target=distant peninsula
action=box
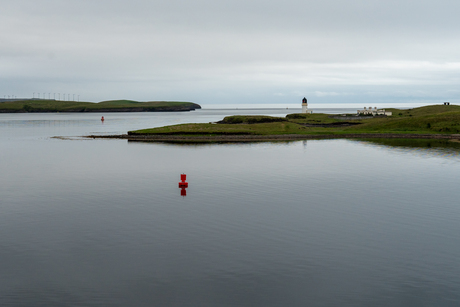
[86,104,460,143]
[0,99,201,113]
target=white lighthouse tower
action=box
[302,97,312,114]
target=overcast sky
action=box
[1,0,460,107]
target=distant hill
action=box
[0,99,201,113]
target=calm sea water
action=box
[1,109,460,306]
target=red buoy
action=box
[101,116,105,121]
[178,173,188,188]
[179,174,188,196]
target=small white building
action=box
[357,107,392,116]
[302,97,313,114]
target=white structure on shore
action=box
[302,97,312,114]
[357,107,392,116]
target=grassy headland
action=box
[0,99,200,113]
[117,104,460,142]
[130,105,460,135]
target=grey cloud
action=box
[1,0,460,105]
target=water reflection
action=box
[303,140,308,148]
[355,138,460,159]
[0,119,98,127]
[126,137,460,161]
[127,140,301,147]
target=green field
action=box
[0,99,200,112]
[129,104,460,136]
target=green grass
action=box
[0,100,89,112]
[218,115,288,124]
[97,100,143,105]
[342,110,460,134]
[129,104,460,136]
[285,113,345,124]
[130,122,311,135]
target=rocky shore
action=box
[85,133,460,143]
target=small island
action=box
[0,99,201,113]
[87,104,460,143]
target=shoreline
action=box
[84,133,460,143]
